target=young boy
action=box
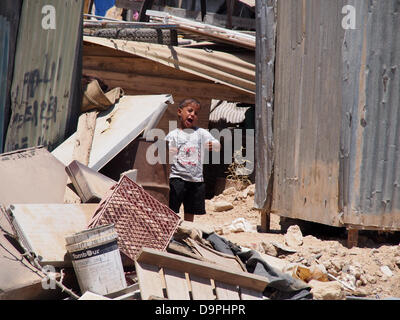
[166,98,220,222]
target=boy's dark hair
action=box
[179,98,201,109]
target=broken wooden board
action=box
[185,237,246,272]
[6,203,99,266]
[135,248,268,300]
[0,147,68,207]
[135,262,165,300]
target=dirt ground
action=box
[178,184,400,300]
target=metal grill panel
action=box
[89,175,180,261]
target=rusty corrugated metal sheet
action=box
[0,0,23,153]
[83,36,256,97]
[0,16,10,153]
[209,100,250,124]
[254,0,276,211]
[272,0,400,231]
[342,0,400,230]
[272,0,344,227]
[4,0,83,152]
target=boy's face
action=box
[178,102,200,129]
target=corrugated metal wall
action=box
[342,0,400,230]
[254,0,276,213]
[273,0,345,227]
[4,0,83,152]
[0,17,10,152]
[0,0,23,153]
[271,0,400,230]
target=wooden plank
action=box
[135,261,164,300]
[347,228,359,248]
[185,238,245,272]
[240,287,263,300]
[189,275,215,300]
[215,281,240,300]
[260,208,271,233]
[82,69,254,104]
[137,248,269,292]
[83,55,207,82]
[138,0,155,22]
[163,268,190,300]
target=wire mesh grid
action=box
[88,175,181,261]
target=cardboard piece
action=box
[0,147,68,207]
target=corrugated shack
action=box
[0,0,23,153]
[255,0,400,245]
[2,0,83,153]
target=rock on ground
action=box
[309,280,346,300]
[213,201,234,212]
[284,225,303,247]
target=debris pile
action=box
[0,139,307,300]
[1,143,399,300]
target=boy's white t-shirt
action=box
[165,127,219,182]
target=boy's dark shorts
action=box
[169,178,206,215]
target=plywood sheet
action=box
[135,261,164,300]
[163,268,190,300]
[215,281,240,300]
[189,274,215,300]
[7,203,98,265]
[0,147,67,207]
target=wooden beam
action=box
[83,55,201,82]
[226,0,235,29]
[260,208,270,233]
[139,0,155,22]
[84,0,92,14]
[136,247,269,292]
[135,262,164,300]
[347,228,359,248]
[82,69,255,104]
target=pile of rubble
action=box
[2,146,399,300]
[0,146,306,301]
[192,186,400,300]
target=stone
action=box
[214,226,224,235]
[359,275,368,286]
[341,273,357,288]
[380,265,393,277]
[227,218,256,233]
[222,187,237,196]
[365,274,376,284]
[260,242,278,257]
[245,184,255,196]
[353,288,369,297]
[395,257,400,267]
[330,259,343,272]
[309,280,345,300]
[213,201,234,212]
[284,225,303,247]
